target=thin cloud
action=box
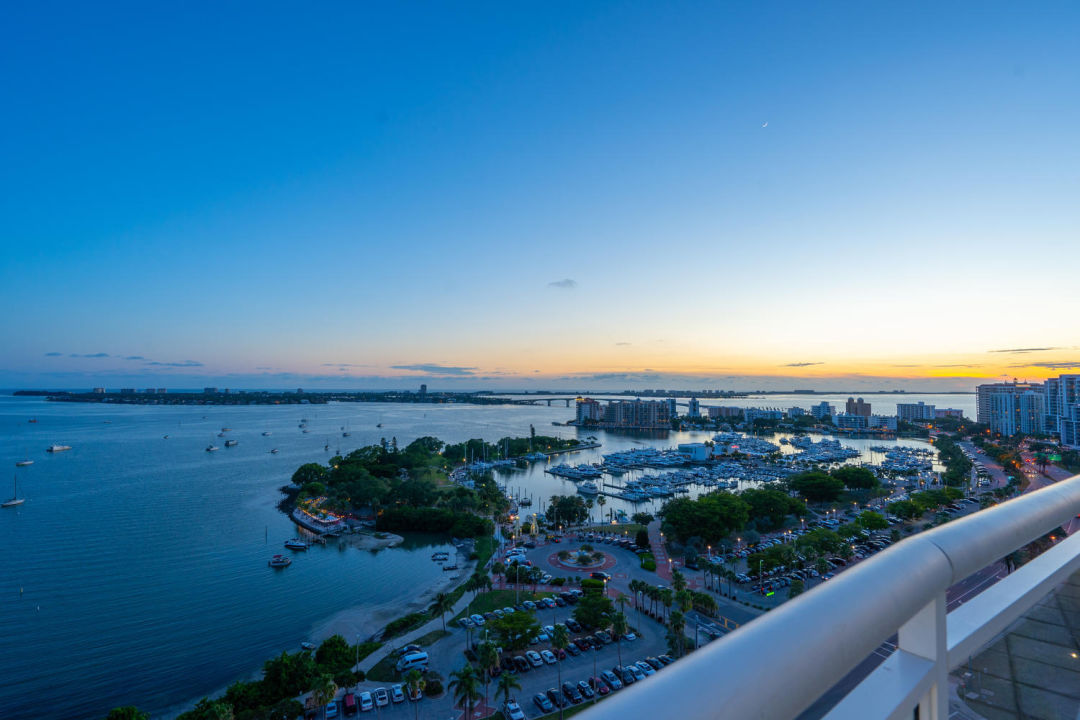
[936,364,979,368]
[1010,360,1080,369]
[69,352,109,358]
[125,356,146,361]
[615,342,632,346]
[146,360,204,367]
[391,363,476,376]
[988,347,1061,354]
[547,278,577,289]
[43,352,63,357]
[783,362,823,367]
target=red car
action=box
[588,676,611,696]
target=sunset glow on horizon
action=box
[2,3,1078,391]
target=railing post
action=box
[898,591,948,720]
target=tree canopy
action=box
[661,492,750,545]
[788,472,845,503]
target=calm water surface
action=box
[0,394,944,719]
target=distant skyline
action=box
[3,3,1079,391]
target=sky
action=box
[2,2,1079,392]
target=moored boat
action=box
[15,460,33,467]
[224,439,238,447]
[46,444,71,453]
[268,554,292,568]
[284,538,309,550]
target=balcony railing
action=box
[581,474,1080,720]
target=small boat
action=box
[269,448,279,454]
[221,427,231,432]
[262,431,272,437]
[217,432,226,437]
[163,435,169,440]
[3,474,25,507]
[302,429,310,434]
[268,554,292,568]
[443,564,459,571]
[285,538,309,550]
[15,460,33,467]
[300,642,317,651]
[324,443,330,451]
[28,418,37,423]
[205,444,219,452]
[224,439,238,447]
[46,445,71,453]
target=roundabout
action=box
[546,548,619,573]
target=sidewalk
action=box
[357,589,473,674]
[647,519,674,581]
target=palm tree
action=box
[675,588,692,614]
[660,588,673,624]
[496,672,522,708]
[311,674,337,720]
[478,641,499,714]
[610,612,627,670]
[430,592,453,633]
[449,664,482,720]
[597,494,607,522]
[671,568,687,594]
[551,625,570,720]
[669,610,687,657]
[404,669,426,720]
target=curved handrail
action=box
[580,474,1080,720]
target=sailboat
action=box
[3,475,25,507]
[15,453,33,467]
[341,424,351,437]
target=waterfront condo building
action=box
[845,397,872,417]
[897,401,936,421]
[810,401,835,420]
[1044,375,1080,449]
[976,381,1045,436]
[688,397,701,417]
[575,397,603,424]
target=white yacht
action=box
[46,444,71,453]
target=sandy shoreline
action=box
[155,545,473,719]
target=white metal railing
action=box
[581,474,1080,720]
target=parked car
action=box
[596,630,612,644]
[504,700,526,720]
[636,660,656,677]
[546,688,567,708]
[541,650,557,664]
[562,681,583,704]
[341,693,357,716]
[565,618,582,631]
[615,665,636,684]
[390,684,405,703]
[513,656,530,673]
[622,632,637,641]
[645,656,663,670]
[658,654,675,666]
[574,637,592,651]
[359,691,374,712]
[373,688,389,708]
[470,613,486,626]
[526,650,544,668]
[325,701,339,719]
[565,643,581,657]
[577,680,595,699]
[600,670,622,690]
[533,694,554,713]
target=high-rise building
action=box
[897,402,936,421]
[575,397,603,424]
[665,398,678,418]
[688,397,701,417]
[1045,375,1080,448]
[419,384,427,395]
[976,381,1044,435]
[845,397,871,417]
[810,402,835,420]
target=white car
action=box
[622,632,637,641]
[359,692,374,712]
[390,684,405,703]
[504,700,526,720]
[526,650,544,667]
[541,649,557,664]
[373,687,389,707]
[470,613,486,626]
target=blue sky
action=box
[2,2,1079,391]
